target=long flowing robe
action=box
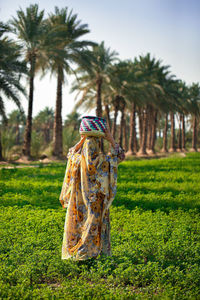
[59,137,125,260]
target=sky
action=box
[1,0,200,119]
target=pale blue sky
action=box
[1,0,200,118]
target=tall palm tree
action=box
[10,4,45,157]
[43,7,95,157]
[106,61,131,142]
[164,79,184,153]
[71,41,118,118]
[0,22,27,160]
[134,53,167,155]
[158,78,181,153]
[123,60,150,155]
[147,65,173,154]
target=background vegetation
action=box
[0,4,200,161]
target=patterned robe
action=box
[59,137,125,260]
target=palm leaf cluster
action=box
[0,22,27,120]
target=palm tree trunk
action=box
[150,109,157,154]
[138,105,148,155]
[127,102,137,155]
[138,108,143,148]
[16,123,20,145]
[119,101,126,148]
[147,106,153,152]
[191,115,197,151]
[161,113,168,152]
[44,127,51,144]
[53,67,63,157]
[105,104,111,131]
[96,78,102,117]
[123,113,128,151]
[182,114,186,151]
[0,129,3,160]
[133,114,138,153]
[177,114,182,152]
[169,112,176,152]
[112,95,120,139]
[22,58,35,157]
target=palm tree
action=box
[146,66,172,154]
[72,41,118,118]
[106,61,131,143]
[164,80,184,153]
[33,107,54,144]
[64,111,81,130]
[8,110,26,145]
[43,7,95,157]
[10,4,45,158]
[123,60,150,155]
[134,53,167,155]
[0,22,27,160]
[158,77,181,153]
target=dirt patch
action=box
[0,155,66,169]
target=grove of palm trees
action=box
[0,4,200,162]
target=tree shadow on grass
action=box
[119,164,200,176]
[0,185,62,210]
[113,192,200,213]
[1,160,200,212]
[1,181,200,212]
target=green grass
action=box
[0,153,200,299]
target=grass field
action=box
[0,153,200,299]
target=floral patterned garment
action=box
[59,137,125,261]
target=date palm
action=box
[107,60,147,150]
[10,4,45,158]
[0,22,26,160]
[106,61,131,143]
[64,111,81,130]
[134,53,167,155]
[8,110,26,145]
[43,7,95,157]
[71,41,118,118]
[163,79,184,153]
[120,60,149,154]
[33,107,54,144]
